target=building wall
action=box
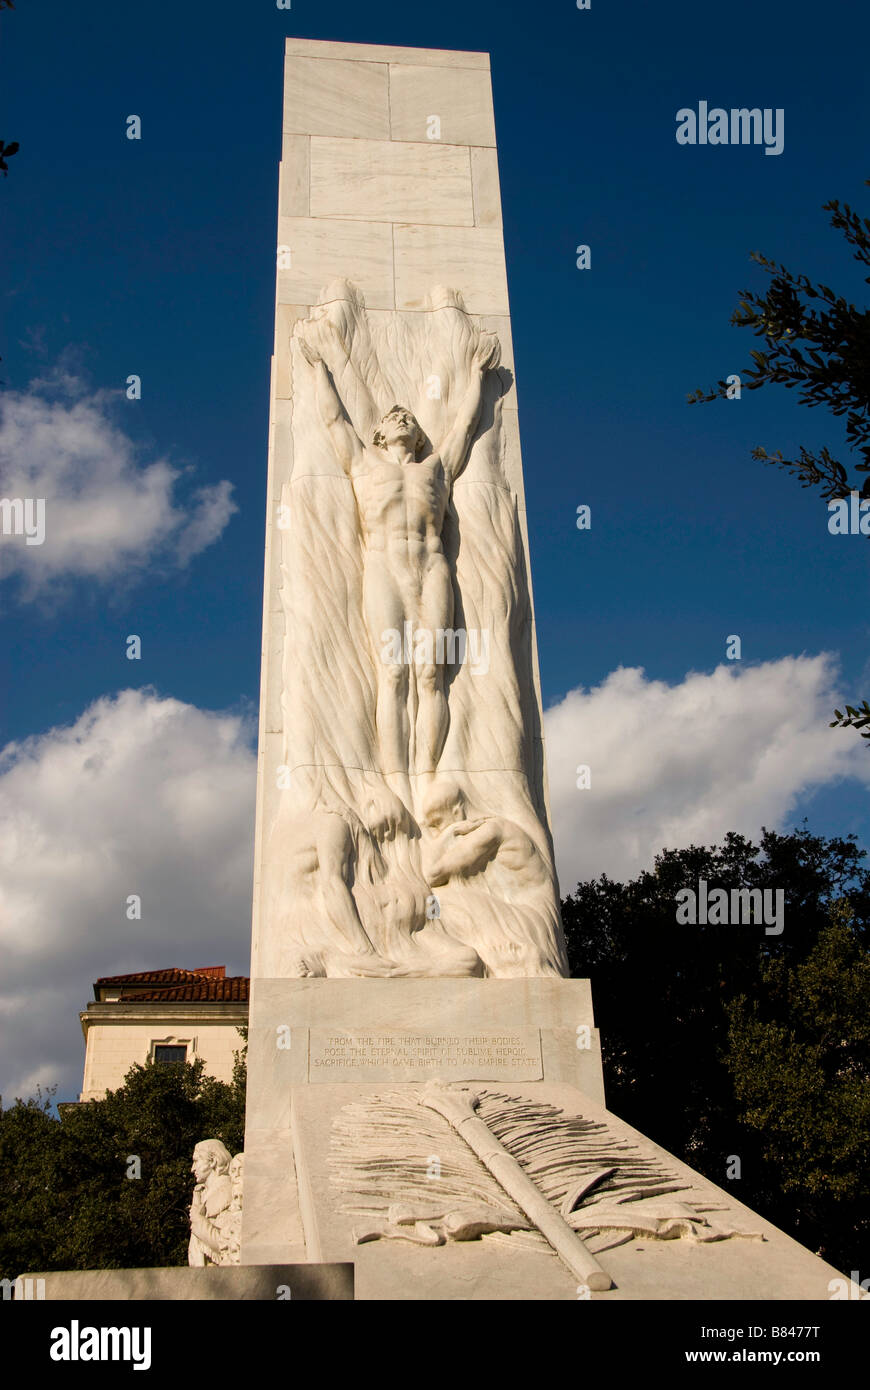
[79,1009,247,1100]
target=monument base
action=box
[15,1264,353,1300]
[241,979,852,1300]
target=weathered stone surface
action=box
[17,1264,353,1300]
[307,1028,543,1083]
[388,65,496,146]
[276,216,394,309]
[309,137,474,225]
[189,1142,244,1267]
[394,226,509,314]
[278,144,309,217]
[287,1079,855,1301]
[241,976,605,1275]
[259,272,564,980]
[240,37,853,1303]
[471,147,503,227]
[284,38,489,69]
[258,37,555,986]
[246,978,603,1097]
[283,56,390,139]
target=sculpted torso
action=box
[354,454,448,560]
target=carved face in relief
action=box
[191,1140,231,1183]
[421,780,466,834]
[372,406,425,458]
[191,1149,213,1183]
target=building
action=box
[78,966,249,1101]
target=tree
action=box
[561,824,870,1272]
[726,898,870,1263]
[688,182,870,502]
[689,182,870,747]
[830,699,870,745]
[0,1037,247,1281]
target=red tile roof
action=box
[96,968,225,986]
[93,967,248,1002]
[119,979,249,1002]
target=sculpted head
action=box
[373,406,425,459]
[191,1139,232,1183]
[421,780,466,834]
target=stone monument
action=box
[188,1142,244,1267]
[239,37,858,1301]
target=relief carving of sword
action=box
[418,1081,613,1291]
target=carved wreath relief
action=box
[329,1085,762,1289]
[262,280,569,980]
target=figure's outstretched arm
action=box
[298,333,365,476]
[438,334,501,484]
[321,325,382,448]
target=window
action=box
[153,1044,187,1064]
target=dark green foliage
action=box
[562,825,870,1271]
[727,899,870,1244]
[688,181,870,503]
[0,140,19,176]
[0,1033,247,1280]
[830,700,870,746]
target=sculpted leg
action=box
[417,662,448,776]
[364,561,410,778]
[378,663,411,778]
[416,555,453,779]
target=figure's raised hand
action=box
[297,335,320,366]
[298,315,335,365]
[298,314,350,370]
[473,333,501,373]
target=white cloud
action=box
[0,690,256,1102]
[3,654,868,1102]
[545,655,870,892]
[0,372,237,598]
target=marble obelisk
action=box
[240,39,852,1302]
[250,39,567,985]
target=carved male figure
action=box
[420,780,550,895]
[298,322,500,795]
[188,1139,233,1267]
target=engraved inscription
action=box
[308,1030,542,1082]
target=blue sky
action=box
[2,0,870,1098]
